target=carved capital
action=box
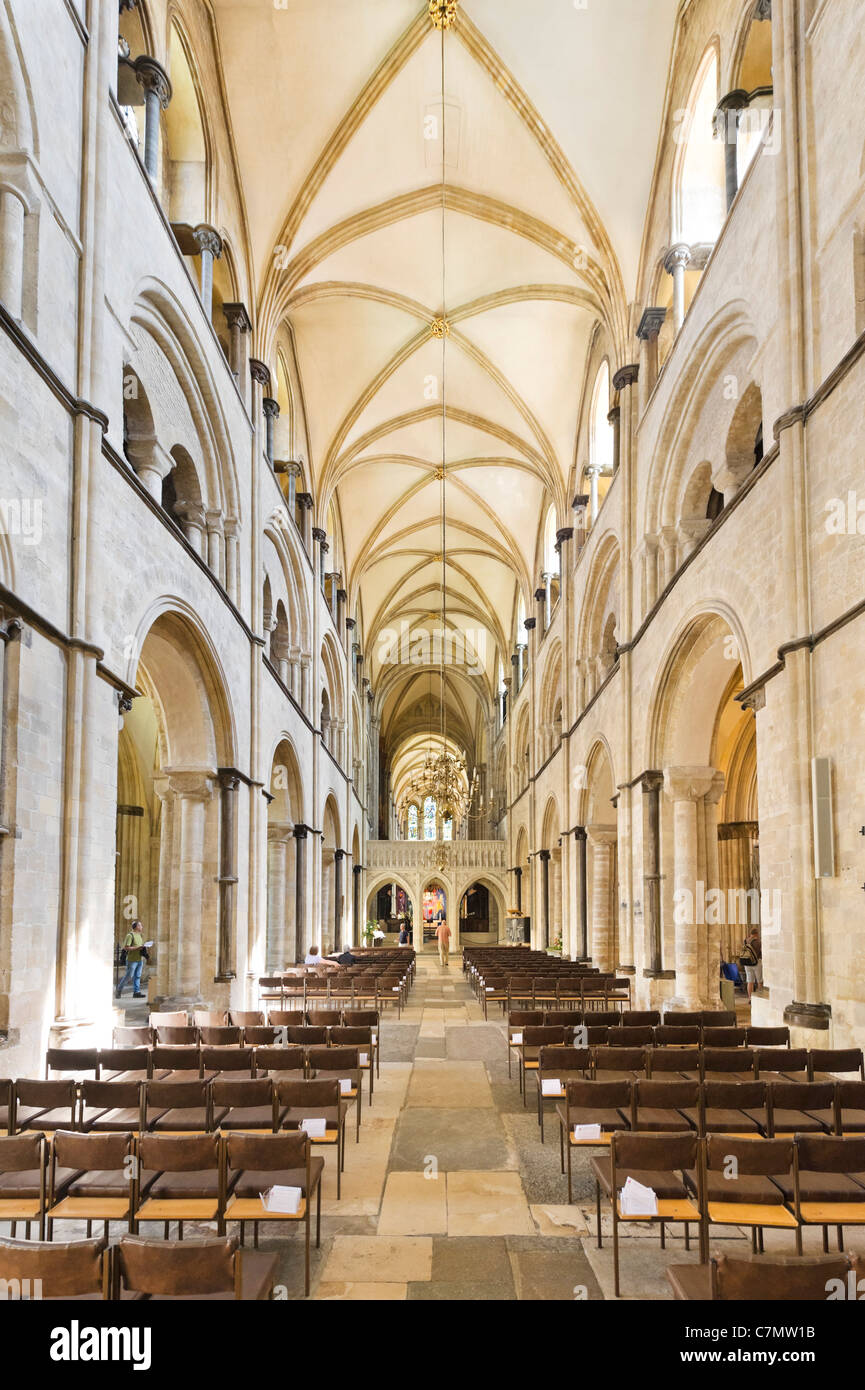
[193,223,222,260]
[222,302,251,333]
[612,363,639,391]
[249,358,271,389]
[636,307,667,341]
[134,55,172,107]
[663,765,718,802]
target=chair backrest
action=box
[307,1011,342,1027]
[622,1011,660,1027]
[612,1130,697,1171]
[157,1026,199,1045]
[80,1080,142,1112]
[330,1027,373,1048]
[150,1011,188,1029]
[45,1048,99,1078]
[0,1236,106,1298]
[201,1046,254,1074]
[795,1134,865,1174]
[138,1132,219,1172]
[308,1046,360,1073]
[712,1252,851,1301]
[703,1080,766,1110]
[230,1011,265,1028]
[647,1048,692,1074]
[343,1011,379,1029]
[226,1129,307,1172]
[699,1011,737,1027]
[769,1080,835,1114]
[838,1080,865,1109]
[199,1026,242,1046]
[98,1047,151,1075]
[702,1047,755,1075]
[634,1079,699,1110]
[211,1076,274,1112]
[706,1134,793,1175]
[275,1078,340,1108]
[152,1045,202,1075]
[193,1010,227,1029]
[588,1011,621,1027]
[664,1011,701,1027]
[243,1026,279,1046]
[268,1011,305,1027]
[113,1026,154,1047]
[614,1027,654,1047]
[507,1011,544,1028]
[538,1047,591,1073]
[566,1078,631,1109]
[15,1078,76,1110]
[594,1047,646,1073]
[253,1045,306,1075]
[654,1026,700,1046]
[745,1027,791,1047]
[53,1128,134,1173]
[523,1026,568,1046]
[144,1079,209,1110]
[701,1027,747,1048]
[116,1235,236,1297]
[285,1026,328,1045]
[0,1132,43,1173]
[756,1048,809,1077]
[811,1049,864,1079]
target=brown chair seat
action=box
[686,1170,785,1204]
[80,1107,141,1132]
[777,1171,865,1203]
[66,1169,131,1199]
[217,1108,274,1131]
[150,1107,220,1131]
[736,1107,771,1130]
[667,1262,713,1299]
[839,1109,865,1132]
[681,1107,762,1134]
[769,1109,831,1134]
[0,1166,79,1200]
[278,1105,343,1132]
[15,1108,74,1130]
[589,1156,687,1201]
[146,1250,280,1300]
[143,1168,226,1199]
[633,1109,697,1133]
[555,1104,628,1131]
[99,1071,149,1084]
[232,1156,324,1199]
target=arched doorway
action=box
[458,879,504,944]
[365,874,416,945]
[421,880,447,951]
[116,611,234,1007]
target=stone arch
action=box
[366,873,418,936]
[455,873,508,945]
[576,534,620,700]
[537,640,563,761]
[163,17,213,226]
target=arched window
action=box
[543,505,559,575]
[675,49,725,245]
[407,804,419,840]
[590,363,614,475]
[442,817,453,841]
[423,796,437,841]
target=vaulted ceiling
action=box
[212,0,679,784]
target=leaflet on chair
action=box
[300,1117,327,1139]
[260,1185,302,1214]
[619,1176,658,1215]
[573,1123,602,1140]
[540,1078,561,1096]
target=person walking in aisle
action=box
[435,917,451,967]
[116,920,147,998]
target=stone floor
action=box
[46,956,865,1300]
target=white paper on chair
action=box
[260,1185,302,1214]
[359,1052,369,1065]
[339,1078,353,1094]
[573,1123,602,1140]
[619,1176,658,1215]
[485,987,494,992]
[511,1031,523,1045]
[541,1078,561,1096]
[300,1118,327,1139]
[370,1033,377,1044]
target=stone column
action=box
[262,397,279,469]
[541,574,552,631]
[223,519,240,604]
[615,788,634,971]
[550,845,562,946]
[216,770,239,981]
[574,827,588,959]
[663,766,717,1010]
[297,493,313,551]
[352,862,362,943]
[659,526,679,588]
[664,243,692,333]
[641,772,665,975]
[125,435,173,503]
[286,461,300,516]
[677,517,712,561]
[587,468,599,523]
[703,770,726,1006]
[607,405,621,475]
[0,188,27,321]
[312,528,327,589]
[205,509,224,585]
[587,825,617,972]
[334,848,345,950]
[636,308,667,406]
[572,494,589,556]
[713,91,750,211]
[642,535,660,614]
[222,303,251,389]
[171,771,214,1002]
[293,824,308,961]
[534,585,546,634]
[134,56,172,181]
[266,823,291,969]
[192,224,222,320]
[712,456,758,507]
[173,500,206,557]
[514,865,522,913]
[538,849,551,948]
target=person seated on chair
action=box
[304,944,322,966]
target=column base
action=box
[783,1000,831,1031]
[642,968,676,980]
[616,964,636,974]
[153,994,206,1013]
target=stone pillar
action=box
[286,461,300,516]
[293,824,308,961]
[222,303,251,389]
[641,772,665,975]
[636,308,667,405]
[223,519,240,604]
[334,848,345,950]
[572,494,590,555]
[192,224,222,320]
[266,824,291,969]
[514,865,522,913]
[587,468,599,523]
[134,56,171,181]
[677,516,712,560]
[262,397,279,469]
[172,771,214,1001]
[0,188,27,321]
[703,771,726,1006]
[664,243,692,333]
[297,492,313,551]
[312,528,327,588]
[607,405,621,475]
[713,91,750,212]
[534,585,546,634]
[205,509,224,585]
[587,825,617,972]
[659,526,679,588]
[125,435,172,503]
[550,845,562,946]
[663,766,717,1010]
[574,827,588,959]
[615,788,634,971]
[538,850,551,948]
[336,587,347,641]
[541,574,552,631]
[216,770,239,981]
[173,499,206,557]
[712,456,758,507]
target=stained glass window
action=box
[423,796,436,840]
[407,804,419,840]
